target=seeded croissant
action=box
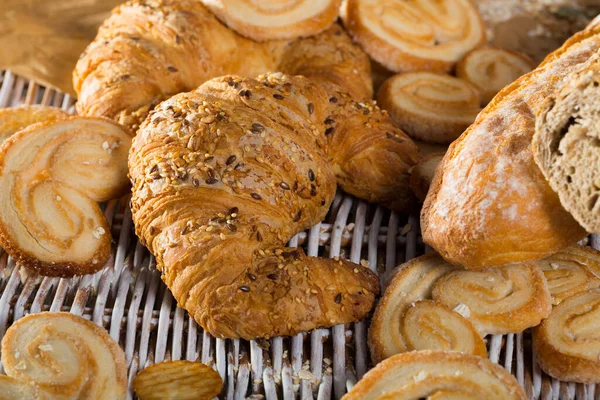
[127,73,412,339]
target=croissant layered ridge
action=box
[129,74,391,339]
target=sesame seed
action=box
[239,285,250,292]
[273,93,284,100]
[247,272,257,281]
[205,177,218,184]
[293,210,302,222]
[307,103,314,114]
[251,123,265,134]
[335,293,342,304]
[324,118,335,125]
[308,169,315,181]
[386,132,404,143]
[230,207,239,214]
[325,127,334,135]
[257,231,263,242]
[329,96,338,104]
[234,163,244,171]
[167,66,178,72]
[267,273,278,280]
[227,224,237,231]
[280,182,290,190]
[226,155,236,165]
[251,193,262,200]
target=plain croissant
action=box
[74,0,419,212]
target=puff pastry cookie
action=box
[343,350,527,400]
[341,0,486,72]
[1,312,127,399]
[0,117,131,276]
[377,72,481,143]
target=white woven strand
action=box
[330,196,353,399]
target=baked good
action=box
[421,23,600,270]
[368,253,480,363]
[75,1,421,212]
[200,0,341,41]
[533,288,600,383]
[0,105,68,145]
[340,0,486,73]
[410,153,445,202]
[1,312,127,399]
[133,361,222,400]
[377,72,482,143]
[0,117,131,277]
[129,73,387,339]
[534,245,600,305]
[342,350,527,400]
[0,376,47,400]
[457,46,535,104]
[432,263,551,335]
[74,0,372,131]
[532,54,600,234]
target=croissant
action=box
[74,0,420,212]
[421,22,600,269]
[128,73,414,339]
[73,0,371,131]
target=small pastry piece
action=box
[432,263,551,335]
[133,361,223,400]
[377,72,482,143]
[0,117,131,277]
[457,46,535,105]
[0,376,47,400]
[410,153,445,201]
[1,312,127,400]
[368,253,461,363]
[533,56,600,234]
[535,245,600,305]
[421,22,599,270]
[0,105,68,145]
[533,288,600,383]
[200,0,341,41]
[341,0,486,73]
[342,350,527,400]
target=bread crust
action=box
[200,0,341,41]
[421,23,598,269]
